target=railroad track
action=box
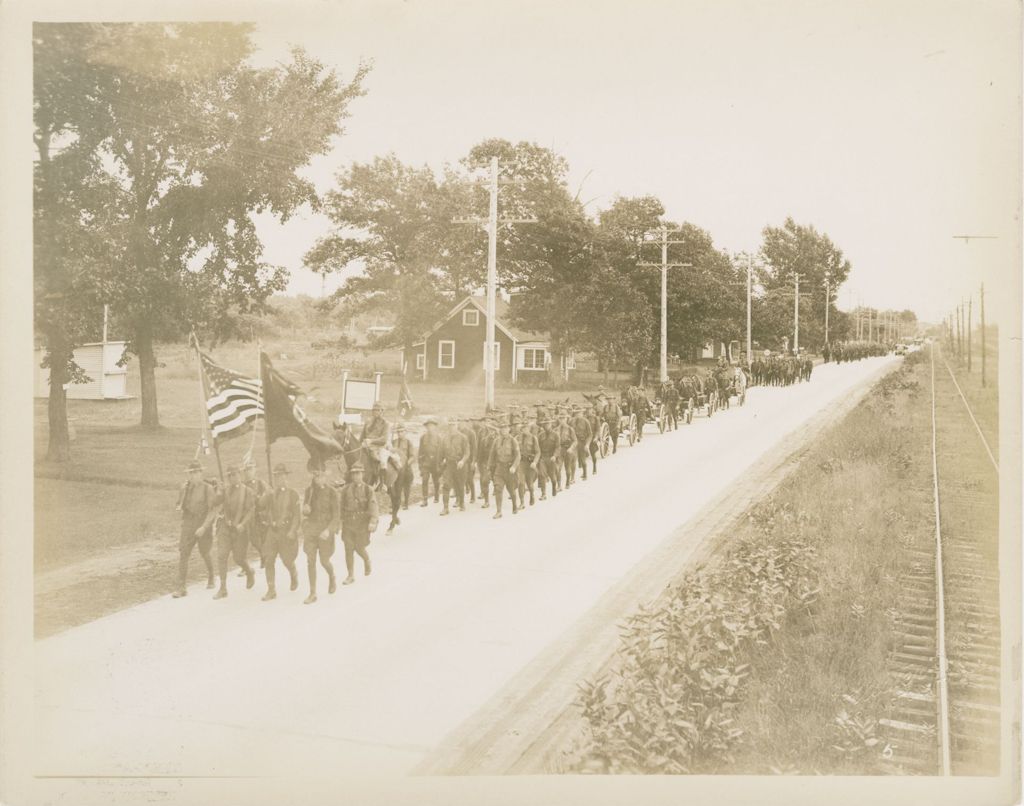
[879,343,1000,774]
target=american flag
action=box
[201,352,263,440]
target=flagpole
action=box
[194,331,225,483]
[261,348,273,480]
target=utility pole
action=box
[639,226,690,382]
[980,283,986,387]
[956,304,963,359]
[823,277,830,346]
[454,156,537,410]
[967,296,973,372]
[793,273,801,354]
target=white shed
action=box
[34,341,132,400]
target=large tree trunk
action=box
[45,334,72,463]
[137,322,160,429]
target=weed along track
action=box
[880,344,999,774]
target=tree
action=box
[69,23,368,428]
[305,155,457,359]
[34,24,122,461]
[758,217,852,352]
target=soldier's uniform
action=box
[556,415,578,488]
[459,420,478,504]
[359,405,390,487]
[440,421,471,514]
[537,422,560,498]
[214,466,255,598]
[488,422,521,518]
[476,421,497,508]
[571,408,592,480]
[260,464,302,600]
[387,426,415,532]
[417,419,443,504]
[243,463,270,569]
[302,469,340,602]
[602,396,621,454]
[340,463,379,584]
[514,420,540,507]
[662,381,679,431]
[584,406,601,475]
[173,461,219,598]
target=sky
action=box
[247,0,1021,324]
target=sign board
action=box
[344,378,378,411]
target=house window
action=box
[415,352,425,371]
[559,352,577,371]
[462,309,479,326]
[438,340,455,369]
[482,341,500,370]
[521,347,546,369]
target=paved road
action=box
[34,355,898,779]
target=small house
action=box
[403,295,574,384]
[33,341,131,399]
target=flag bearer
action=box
[173,460,219,598]
[213,464,256,599]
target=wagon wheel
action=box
[598,421,611,458]
[656,402,666,433]
[627,413,637,446]
[686,397,695,424]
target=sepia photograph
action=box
[0,1,1020,804]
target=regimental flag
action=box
[260,352,342,467]
[201,352,264,441]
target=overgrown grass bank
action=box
[565,352,933,774]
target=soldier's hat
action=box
[226,464,241,475]
[185,460,203,472]
[395,422,407,432]
[244,460,258,470]
[424,416,438,426]
[348,461,365,473]
[272,463,290,475]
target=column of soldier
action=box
[821,341,891,363]
[173,393,629,606]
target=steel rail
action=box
[931,343,953,775]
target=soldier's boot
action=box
[286,563,299,592]
[343,575,355,585]
[262,586,277,602]
[512,496,519,515]
[214,575,228,600]
[581,465,588,480]
[363,556,372,576]
[172,588,187,598]
[304,585,317,604]
[328,573,337,594]
[387,518,397,534]
[245,567,255,590]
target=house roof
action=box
[411,295,550,347]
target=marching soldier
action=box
[571,405,593,480]
[260,463,301,601]
[301,464,340,603]
[173,460,219,598]
[213,464,256,599]
[513,416,540,507]
[488,417,521,519]
[459,416,478,505]
[440,417,471,515]
[556,410,578,489]
[417,417,443,505]
[243,461,270,569]
[537,418,560,499]
[662,379,679,431]
[340,462,379,585]
[476,417,498,509]
[584,403,601,475]
[601,392,621,454]
[387,422,415,533]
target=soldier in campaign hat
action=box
[386,422,415,534]
[512,415,540,507]
[172,460,219,598]
[418,417,443,506]
[439,416,471,515]
[213,464,256,599]
[259,463,301,601]
[340,462,379,585]
[537,417,560,499]
[301,463,340,603]
[571,405,593,481]
[476,416,498,509]
[488,417,520,519]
